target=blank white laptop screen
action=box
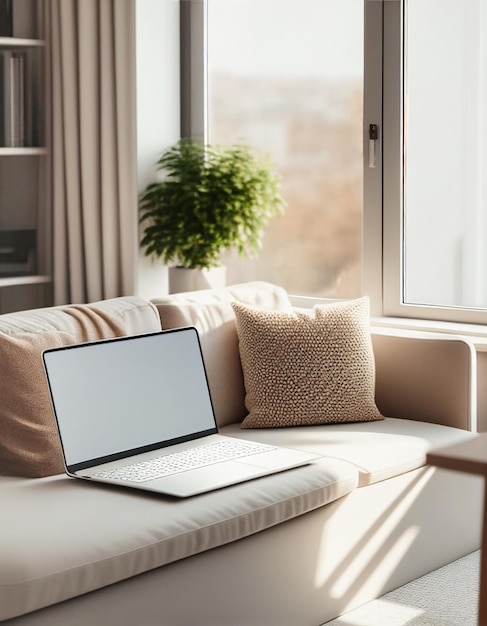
[43,328,217,469]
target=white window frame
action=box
[363,0,385,317]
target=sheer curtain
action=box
[48,0,138,305]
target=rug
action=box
[324,551,480,626]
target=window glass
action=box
[403,0,487,310]
[207,0,364,298]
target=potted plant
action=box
[139,139,286,292]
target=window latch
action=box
[368,124,378,168]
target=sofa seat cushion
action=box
[222,418,477,487]
[0,458,357,621]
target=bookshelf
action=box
[0,0,51,314]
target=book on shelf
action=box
[0,49,33,147]
[0,0,12,37]
[6,52,25,147]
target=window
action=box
[184,0,487,324]
[381,0,487,324]
[204,0,364,298]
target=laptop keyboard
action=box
[91,439,276,483]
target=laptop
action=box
[42,327,320,497]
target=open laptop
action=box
[42,327,319,497]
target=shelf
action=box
[0,275,51,287]
[0,147,47,156]
[0,1,52,312]
[0,37,45,48]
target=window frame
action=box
[363,0,385,317]
[179,0,208,142]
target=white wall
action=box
[135,0,180,299]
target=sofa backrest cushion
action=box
[0,297,161,477]
[152,282,293,427]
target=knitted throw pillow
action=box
[232,297,383,428]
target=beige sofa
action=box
[0,282,483,626]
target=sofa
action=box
[0,281,483,626]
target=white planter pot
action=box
[168,267,227,293]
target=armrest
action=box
[371,328,477,431]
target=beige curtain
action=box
[49,0,138,305]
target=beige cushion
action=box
[152,281,293,427]
[0,331,75,477]
[0,298,161,478]
[0,458,358,621]
[222,417,478,486]
[232,297,383,428]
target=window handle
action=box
[368,124,378,168]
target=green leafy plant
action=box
[139,139,286,269]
